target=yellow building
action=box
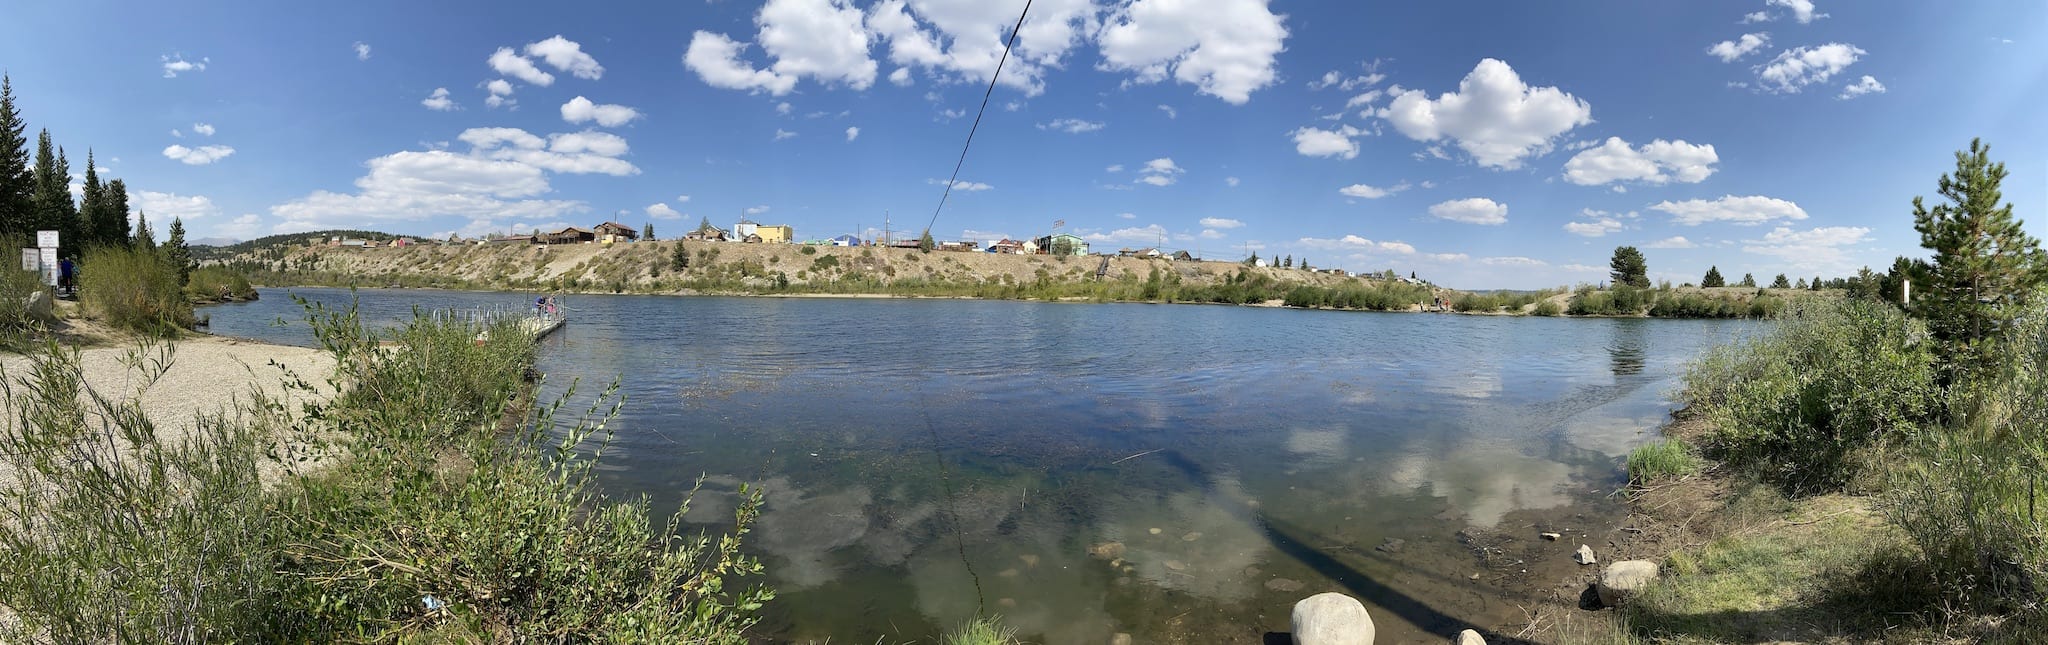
[756,224,795,244]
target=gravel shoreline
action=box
[1,333,338,447]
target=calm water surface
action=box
[205,287,1751,643]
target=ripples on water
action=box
[205,288,1752,643]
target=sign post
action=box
[35,229,59,287]
[20,248,37,272]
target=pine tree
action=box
[1810,275,1822,291]
[1701,266,1725,287]
[1796,277,1808,289]
[917,230,934,252]
[1246,251,1259,266]
[1771,274,1790,289]
[133,211,155,250]
[78,150,107,247]
[29,131,70,237]
[1609,246,1649,288]
[1739,273,1756,287]
[0,75,34,237]
[104,179,130,244]
[1913,138,2046,378]
[642,222,655,241]
[696,216,713,234]
[164,217,192,285]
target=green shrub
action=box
[1531,299,1562,316]
[798,245,816,255]
[1682,298,1938,492]
[1,260,50,349]
[945,616,1019,645]
[184,266,256,302]
[1628,439,1699,482]
[1885,293,2048,610]
[80,245,192,335]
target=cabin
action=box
[888,239,923,250]
[987,239,1027,254]
[1034,233,1089,257]
[594,222,639,244]
[1119,247,1163,259]
[686,226,729,242]
[488,234,537,244]
[937,241,978,252]
[742,234,764,243]
[1170,250,1195,261]
[829,234,862,247]
[542,227,596,245]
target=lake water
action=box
[203,287,1751,643]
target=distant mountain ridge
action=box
[192,229,400,262]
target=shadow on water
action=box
[1146,450,1565,642]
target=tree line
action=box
[0,74,184,263]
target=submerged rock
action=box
[1265,577,1305,592]
[1375,538,1405,554]
[1597,560,1661,606]
[1089,541,1126,560]
[1110,634,1133,645]
[1573,544,1597,565]
[1291,592,1374,644]
[1540,532,1561,541]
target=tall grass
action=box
[1627,439,1699,482]
[184,266,256,302]
[0,300,771,641]
[79,245,192,335]
[1,262,49,350]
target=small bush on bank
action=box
[1628,439,1699,482]
[1,261,50,350]
[1682,298,1937,493]
[184,266,257,302]
[1531,299,1562,317]
[944,616,1019,645]
[80,245,192,335]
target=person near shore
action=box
[59,258,75,294]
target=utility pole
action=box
[884,210,891,246]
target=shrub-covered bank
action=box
[0,302,770,641]
[1593,140,2048,643]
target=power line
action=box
[922,0,1034,240]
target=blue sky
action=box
[2,0,2042,289]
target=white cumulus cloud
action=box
[929,178,993,191]
[1651,195,1808,225]
[646,203,683,220]
[1427,198,1508,225]
[560,96,642,127]
[1199,217,1244,229]
[354,42,372,61]
[1754,43,1864,93]
[485,79,515,109]
[1338,182,1408,199]
[489,47,555,86]
[1708,33,1771,62]
[525,35,604,80]
[846,126,860,141]
[161,54,207,78]
[1563,137,1719,186]
[135,191,220,221]
[685,0,875,96]
[1645,236,1696,249]
[192,123,216,136]
[1766,0,1826,24]
[1291,125,1364,160]
[1136,157,1184,186]
[1838,75,1886,100]
[1563,217,1624,237]
[1380,58,1594,169]
[1082,224,1171,244]
[1744,226,1868,270]
[422,88,458,111]
[162,144,235,165]
[1097,0,1290,104]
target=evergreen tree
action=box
[163,217,193,285]
[1912,138,2046,377]
[1246,251,1259,266]
[1879,256,1932,308]
[132,211,155,250]
[1410,271,1417,280]
[1739,273,1756,287]
[29,130,74,240]
[0,75,33,237]
[1282,254,1292,268]
[1301,258,1311,271]
[1609,246,1649,288]
[1770,274,1790,289]
[1795,277,1808,290]
[642,222,655,241]
[696,216,713,233]
[1701,266,1725,287]
[103,178,130,244]
[917,229,934,252]
[1810,275,1822,291]
[78,150,107,247]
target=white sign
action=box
[20,248,37,272]
[39,248,58,286]
[36,230,58,249]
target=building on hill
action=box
[755,224,794,244]
[829,234,861,247]
[987,239,1026,254]
[1170,250,1195,261]
[1119,247,1162,259]
[594,222,639,243]
[734,219,759,240]
[488,234,537,244]
[686,226,729,242]
[1034,233,1088,257]
[937,241,977,252]
[542,227,596,245]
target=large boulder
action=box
[1597,560,1661,606]
[1291,592,1374,645]
[1456,629,1487,644]
[24,288,55,323]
